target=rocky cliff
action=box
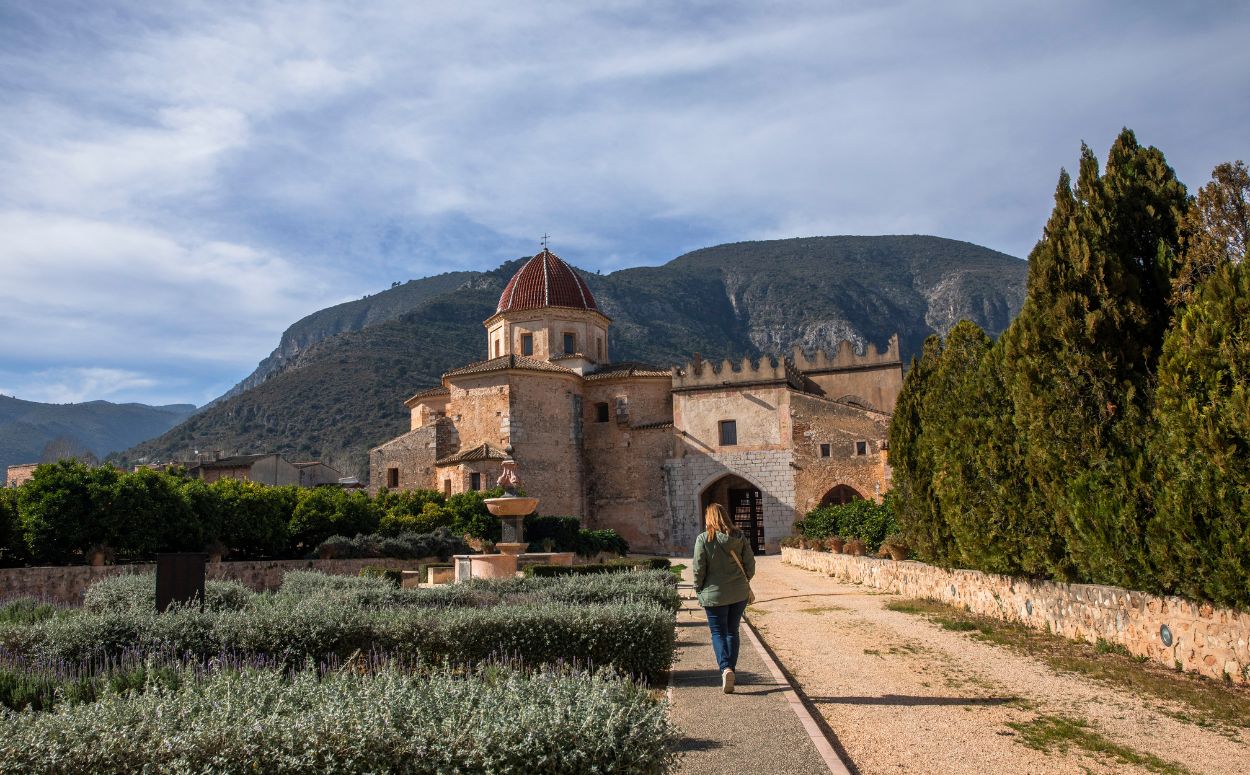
[121,235,1027,477]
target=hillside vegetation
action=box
[122,236,1026,476]
[0,397,194,474]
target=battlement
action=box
[671,354,804,391]
[790,334,900,374]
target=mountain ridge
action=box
[122,235,1027,477]
[0,396,196,474]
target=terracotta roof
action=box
[436,442,510,466]
[584,361,672,380]
[443,353,575,379]
[406,386,450,402]
[549,352,596,363]
[497,249,598,313]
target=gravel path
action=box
[748,555,1248,775]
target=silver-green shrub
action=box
[0,664,680,774]
[82,574,254,613]
[0,598,675,678]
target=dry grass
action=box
[885,598,1250,733]
[1007,714,1193,775]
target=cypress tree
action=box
[1003,130,1188,588]
[1149,258,1250,606]
[887,336,949,564]
[931,322,1059,576]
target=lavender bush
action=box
[0,664,680,774]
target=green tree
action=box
[1172,161,1249,305]
[106,468,198,557]
[210,479,292,558]
[932,325,1059,575]
[1148,260,1250,605]
[289,487,342,549]
[17,461,102,563]
[0,487,23,565]
[446,490,502,541]
[887,335,948,563]
[1003,130,1188,587]
[336,490,381,537]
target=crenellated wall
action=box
[671,354,804,392]
[782,548,1250,684]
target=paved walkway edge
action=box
[742,614,853,775]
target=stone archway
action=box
[699,473,765,553]
[820,484,864,507]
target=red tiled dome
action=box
[496,249,598,313]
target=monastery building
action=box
[370,249,903,554]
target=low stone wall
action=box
[0,558,426,604]
[782,547,1250,684]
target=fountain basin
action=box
[484,496,539,517]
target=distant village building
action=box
[370,249,903,555]
[5,464,38,489]
[159,453,345,488]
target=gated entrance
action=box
[728,487,764,554]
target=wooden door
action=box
[728,487,764,554]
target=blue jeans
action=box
[704,599,749,671]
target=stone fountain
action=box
[486,458,537,556]
[452,455,575,581]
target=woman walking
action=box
[692,503,756,693]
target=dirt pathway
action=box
[749,556,1248,775]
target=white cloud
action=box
[0,0,1247,405]
[0,210,345,366]
[0,367,158,405]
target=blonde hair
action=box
[704,503,735,538]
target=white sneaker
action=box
[722,668,735,694]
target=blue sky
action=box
[1,1,1246,406]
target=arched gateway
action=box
[820,484,864,507]
[699,473,765,553]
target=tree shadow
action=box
[676,736,725,752]
[807,694,1019,707]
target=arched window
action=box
[820,484,863,507]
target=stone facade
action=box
[783,547,1250,684]
[370,249,903,555]
[5,464,37,489]
[0,557,425,605]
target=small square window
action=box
[470,472,481,491]
[521,333,533,356]
[719,420,737,446]
[819,443,831,458]
[563,332,576,354]
[855,441,868,456]
[595,402,610,423]
[387,467,399,488]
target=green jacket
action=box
[693,530,755,607]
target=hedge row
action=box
[4,570,679,679]
[523,557,672,578]
[522,516,631,556]
[0,665,679,774]
[0,462,509,565]
[315,528,469,560]
[0,599,675,680]
[75,568,680,616]
[793,497,900,551]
